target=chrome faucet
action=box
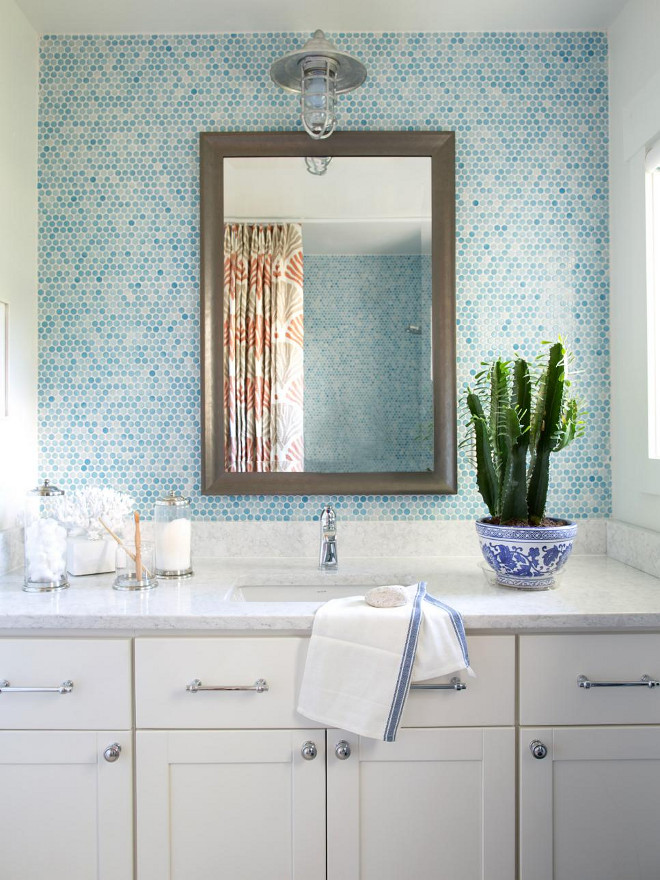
[319,505,338,571]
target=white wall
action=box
[609,0,660,529]
[0,0,38,530]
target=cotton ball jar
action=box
[23,479,69,592]
[154,490,193,578]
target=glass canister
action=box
[154,490,193,578]
[114,540,158,591]
[24,479,69,593]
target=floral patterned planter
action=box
[475,518,578,590]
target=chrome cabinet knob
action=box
[301,741,317,760]
[530,739,548,760]
[335,740,351,760]
[103,743,122,763]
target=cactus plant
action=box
[464,340,584,526]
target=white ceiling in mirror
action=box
[224,157,431,220]
[224,156,431,255]
[15,0,627,34]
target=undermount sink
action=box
[231,583,374,602]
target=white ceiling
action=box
[15,0,628,35]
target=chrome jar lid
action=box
[156,490,191,507]
[29,478,64,497]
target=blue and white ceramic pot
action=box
[475,518,578,590]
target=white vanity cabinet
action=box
[0,639,133,880]
[136,729,326,880]
[136,727,514,880]
[134,635,516,880]
[327,726,514,880]
[20,628,660,879]
[519,635,660,880]
[135,637,327,879]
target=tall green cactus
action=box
[464,341,584,525]
[500,358,531,523]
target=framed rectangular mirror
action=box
[200,131,455,495]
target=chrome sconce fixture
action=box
[305,156,332,176]
[270,30,367,140]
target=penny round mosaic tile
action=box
[38,31,610,521]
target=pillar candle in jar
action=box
[155,517,192,572]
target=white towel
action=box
[297,582,473,741]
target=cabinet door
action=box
[327,727,514,880]
[0,730,132,880]
[136,729,325,880]
[520,726,660,880]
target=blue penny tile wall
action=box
[38,32,610,521]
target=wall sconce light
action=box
[270,30,367,140]
[305,156,332,176]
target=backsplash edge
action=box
[607,520,660,579]
[190,518,608,559]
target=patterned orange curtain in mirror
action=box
[223,223,304,472]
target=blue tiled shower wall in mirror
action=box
[304,254,433,474]
[38,32,610,520]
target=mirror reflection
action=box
[223,156,433,474]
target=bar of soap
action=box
[365,585,409,608]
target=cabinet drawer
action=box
[136,637,319,729]
[0,639,131,729]
[401,635,515,727]
[520,634,660,725]
[136,634,514,730]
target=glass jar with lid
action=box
[154,490,193,578]
[24,479,69,592]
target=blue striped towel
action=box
[297,582,473,742]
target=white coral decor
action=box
[55,487,135,539]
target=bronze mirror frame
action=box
[200,131,456,495]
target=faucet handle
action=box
[321,505,336,533]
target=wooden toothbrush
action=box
[134,511,143,582]
[98,518,153,578]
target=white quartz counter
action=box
[1,555,660,634]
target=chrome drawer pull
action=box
[186,678,269,693]
[411,677,467,691]
[0,679,73,694]
[577,674,660,690]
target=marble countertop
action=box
[1,555,660,634]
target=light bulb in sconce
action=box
[301,57,337,138]
[270,30,367,140]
